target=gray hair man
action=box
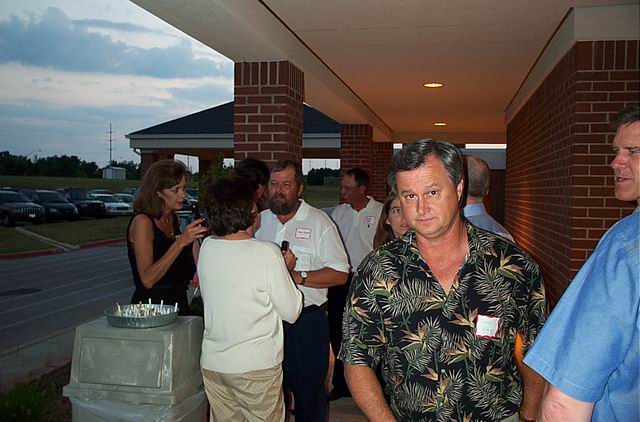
[463,155,514,241]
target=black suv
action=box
[57,188,106,218]
[22,189,79,222]
[0,190,45,226]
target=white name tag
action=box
[295,227,311,239]
[364,216,376,225]
[475,314,500,338]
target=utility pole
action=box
[108,123,114,166]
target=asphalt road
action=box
[0,243,134,356]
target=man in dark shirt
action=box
[340,140,547,421]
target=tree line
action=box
[0,151,141,179]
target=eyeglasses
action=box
[339,185,359,191]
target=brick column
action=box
[198,157,212,176]
[140,150,174,178]
[234,61,304,167]
[370,142,393,201]
[506,40,638,306]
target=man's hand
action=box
[344,364,396,421]
[283,249,297,272]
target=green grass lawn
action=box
[303,184,338,208]
[26,217,130,245]
[0,227,52,253]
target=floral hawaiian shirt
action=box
[339,222,547,421]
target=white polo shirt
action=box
[255,199,350,307]
[331,196,383,270]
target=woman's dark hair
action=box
[205,176,256,236]
[233,157,270,191]
[373,192,399,248]
[134,159,186,218]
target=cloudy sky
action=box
[0,0,234,171]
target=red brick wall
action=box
[234,61,304,166]
[339,124,391,202]
[506,40,638,306]
[340,124,373,174]
[370,142,393,202]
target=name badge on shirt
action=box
[364,216,376,226]
[295,227,311,239]
[475,314,501,338]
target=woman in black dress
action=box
[127,159,208,315]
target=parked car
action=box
[91,193,134,216]
[0,191,45,226]
[186,188,199,200]
[120,187,138,196]
[89,189,115,195]
[21,189,78,222]
[57,188,107,218]
[113,193,134,205]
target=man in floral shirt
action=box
[340,140,547,421]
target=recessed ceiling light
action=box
[433,122,447,127]
[423,82,444,88]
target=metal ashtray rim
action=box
[104,304,179,329]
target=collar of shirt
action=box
[463,203,488,218]
[401,221,479,266]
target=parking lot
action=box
[0,243,134,355]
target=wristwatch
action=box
[300,271,308,286]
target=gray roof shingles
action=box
[129,101,340,136]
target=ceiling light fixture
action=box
[433,122,447,127]
[423,82,444,88]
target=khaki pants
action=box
[202,365,285,422]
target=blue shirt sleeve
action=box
[523,216,640,402]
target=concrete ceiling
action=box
[129,0,634,143]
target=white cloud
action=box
[0,63,232,109]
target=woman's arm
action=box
[130,215,207,288]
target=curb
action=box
[0,237,126,260]
[78,237,126,249]
[0,247,65,260]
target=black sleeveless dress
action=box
[127,214,196,315]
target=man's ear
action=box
[456,180,464,203]
[297,183,304,198]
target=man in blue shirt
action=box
[523,104,640,421]
[463,155,514,241]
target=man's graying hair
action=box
[611,103,639,131]
[388,139,464,194]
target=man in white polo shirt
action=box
[255,159,349,422]
[329,168,383,400]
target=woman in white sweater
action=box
[198,176,302,421]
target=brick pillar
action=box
[198,157,212,176]
[370,142,393,201]
[506,40,638,306]
[140,150,174,178]
[233,61,304,167]
[340,124,374,196]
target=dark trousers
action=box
[327,274,352,396]
[283,306,329,422]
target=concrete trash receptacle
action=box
[63,316,205,421]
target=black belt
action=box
[301,302,327,315]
